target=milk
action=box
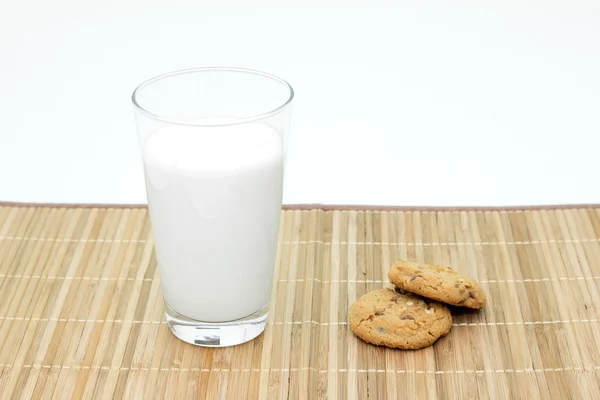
[143,123,284,322]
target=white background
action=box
[1,0,599,206]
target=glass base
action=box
[164,303,269,347]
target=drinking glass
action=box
[132,67,293,346]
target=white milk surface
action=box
[143,123,284,322]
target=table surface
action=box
[1,1,600,207]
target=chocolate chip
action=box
[458,293,476,304]
[375,310,384,316]
[400,315,415,321]
[394,287,409,295]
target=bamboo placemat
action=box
[1,204,600,399]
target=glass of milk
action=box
[131,68,293,347]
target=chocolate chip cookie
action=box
[388,260,486,309]
[349,288,452,349]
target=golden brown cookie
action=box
[388,260,486,309]
[349,288,452,349]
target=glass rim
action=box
[131,67,294,127]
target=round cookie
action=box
[349,288,452,349]
[388,260,486,309]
